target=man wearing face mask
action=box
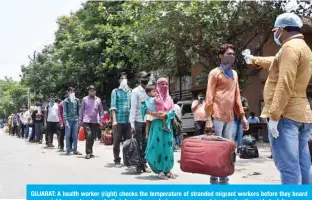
[192,92,206,135]
[45,93,59,148]
[205,44,249,185]
[244,13,312,184]
[32,102,44,144]
[63,87,82,155]
[129,71,152,173]
[110,72,132,167]
[79,85,104,159]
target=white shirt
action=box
[22,111,31,124]
[172,104,182,120]
[47,103,59,122]
[129,85,146,128]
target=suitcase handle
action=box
[231,151,236,164]
[197,136,225,142]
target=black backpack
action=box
[123,137,140,167]
[239,145,259,159]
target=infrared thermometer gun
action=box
[242,49,252,64]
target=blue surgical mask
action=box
[274,28,282,46]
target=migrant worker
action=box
[191,93,206,135]
[244,13,312,184]
[205,44,249,184]
[143,78,176,180]
[63,87,82,155]
[32,103,44,143]
[58,98,66,152]
[129,71,152,173]
[46,93,59,148]
[79,85,104,159]
[110,72,132,167]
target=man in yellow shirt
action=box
[244,13,312,184]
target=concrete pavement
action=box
[0,130,280,199]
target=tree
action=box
[21,1,138,101]
[0,78,28,118]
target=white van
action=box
[177,100,195,134]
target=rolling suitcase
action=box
[180,134,236,177]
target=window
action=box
[181,104,192,115]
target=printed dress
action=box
[141,103,175,174]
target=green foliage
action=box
[20,0,312,101]
[0,78,28,118]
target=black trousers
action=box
[12,123,18,136]
[195,121,206,135]
[134,122,147,167]
[20,124,25,138]
[113,123,131,163]
[84,123,98,155]
[58,126,65,149]
[47,122,58,146]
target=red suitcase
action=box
[104,134,113,145]
[180,134,236,177]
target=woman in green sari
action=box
[141,78,176,180]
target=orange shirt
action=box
[191,100,206,121]
[205,67,244,123]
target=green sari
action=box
[141,103,175,174]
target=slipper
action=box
[166,172,176,179]
[158,172,168,180]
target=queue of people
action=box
[4,12,312,185]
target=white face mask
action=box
[69,93,75,101]
[36,106,41,114]
[119,79,129,91]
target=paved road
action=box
[0,130,280,199]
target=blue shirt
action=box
[145,95,156,112]
[110,88,132,124]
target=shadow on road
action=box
[135,175,164,181]
[105,163,122,168]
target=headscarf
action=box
[155,78,174,112]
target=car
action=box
[177,100,195,134]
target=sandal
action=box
[143,166,151,173]
[158,172,168,180]
[166,172,175,179]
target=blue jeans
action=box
[174,135,182,149]
[24,124,29,139]
[232,119,243,147]
[210,119,233,184]
[65,121,78,153]
[270,117,312,184]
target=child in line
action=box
[143,84,170,138]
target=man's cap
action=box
[87,85,95,90]
[67,87,74,92]
[138,71,151,78]
[272,13,303,31]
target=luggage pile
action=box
[239,135,259,159]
